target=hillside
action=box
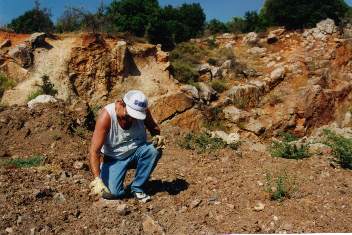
[1,18,352,234]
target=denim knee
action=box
[146,144,160,160]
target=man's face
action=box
[120,101,134,126]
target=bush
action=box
[0,155,45,168]
[265,171,297,201]
[206,19,228,35]
[203,107,227,131]
[270,132,310,159]
[7,1,54,33]
[41,75,57,96]
[0,73,15,98]
[179,132,227,153]
[211,80,227,93]
[261,0,349,29]
[170,60,198,83]
[323,129,352,169]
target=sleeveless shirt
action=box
[100,102,147,159]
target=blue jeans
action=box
[100,143,161,198]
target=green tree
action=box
[107,0,160,37]
[7,0,54,33]
[261,0,349,29]
[206,19,228,35]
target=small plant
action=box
[207,36,217,49]
[27,89,44,101]
[171,60,199,84]
[0,155,45,168]
[268,94,283,106]
[203,107,226,131]
[323,129,352,169]
[74,126,86,138]
[270,132,309,159]
[179,132,227,153]
[265,171,297,201]
[211,80,227,93]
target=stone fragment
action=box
[142,215,165,235]
[27,95,57,109]
[254,202,265,211]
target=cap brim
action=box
[126,105,146,120]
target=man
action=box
[89,90,165,202]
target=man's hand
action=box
[152,135,166,150]
[89,177,110,196]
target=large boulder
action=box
[26,32,46,49]
[0,39,11,49]
[223,106,251,123]
[303,19,337,41]
[181,85,199,99]
[8,44,33,68]
[243,32,258,45]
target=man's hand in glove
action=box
[152,135,166,150]
[89,177,110,197]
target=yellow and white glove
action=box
[152,135,166,150]
[89,177,110,197]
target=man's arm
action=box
[89,109,110,178]
[144,109,160,136]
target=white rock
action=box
[243,32,258,45]
[254,202,265,211]
[247,47,267,55]
[270,67,285,80]
[27,95,57,109]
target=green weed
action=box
[265,171,297,201]
[27,89,44,101]
[211,80,227,93]
[0,155,45,168]
[270,132,309,159]
[323,129,352,169]
[0,73,16,98]
[179,132,227,153]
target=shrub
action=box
[179,132,227,153]
[265,171,297,201]
[323,129,352,169]
[170,60,198,83]
[206,19,228,35]
[1,155,45,168]
[211,80,227,93]
[270,132,309,159]
[207,58,217,66]
[41,75,57,96]
[0,73,15,98]
[203,107,226,131]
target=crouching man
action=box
[89,90,165,202]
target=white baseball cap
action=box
[123,90,148,120]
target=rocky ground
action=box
[1,18,352,234]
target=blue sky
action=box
[0,0,352,26]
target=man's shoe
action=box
[133,192,151,203]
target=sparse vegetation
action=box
[179,132,227,153]
[203,107,226,131]
[270,132,310,159]
[265,171,297,201]
[27,90,44,101]
[323,129,352,169]
[0,73,15,98]
[211,80,227,93]
[0,155,45,168]
[27,75,57,101]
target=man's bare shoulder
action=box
[95,108,111,130]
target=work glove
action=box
[89,177,110,197]
[152,135,166,150]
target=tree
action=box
[206,19,228,35]
[261,0,349,29]
[177,3,206,39]
[7,0,54,33]
[56,7,84,33]
[107,0,160,37]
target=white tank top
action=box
[100,103,147,159]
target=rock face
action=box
[8,44,33,68]
[150,92,194,123]
[198,82,217,104]
[111,40,127,74]
[303,18,337,41]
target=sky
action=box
[0,0,352,26]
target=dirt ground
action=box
[0,103,352,234]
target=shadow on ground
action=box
[145,178,189,196]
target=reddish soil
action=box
[1,103,352,234]
[0,31,29,48]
